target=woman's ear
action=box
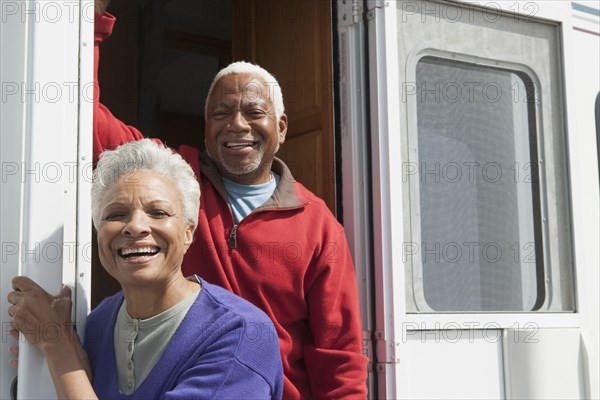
[183,224,195,250]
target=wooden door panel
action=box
[233,0,336,213]
[278,130,321,196]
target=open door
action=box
[95,0,338,301]
[232,0,337,212]
[99,0,336,211]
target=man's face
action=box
[205,73,288,185]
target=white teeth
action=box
[226,142,253,148]
[119,247,159,256]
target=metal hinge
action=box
[366,0,388,20]
[374,330,401,364]
[363,330,374,363]
[338,0,364,29]
[366,0,387,11]
[371,329,402,376]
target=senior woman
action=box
[7,139,283,399]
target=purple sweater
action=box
[83,278,283,399]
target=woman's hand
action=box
[8,328,19,369]
[7,276,75,354]
[7,276,97,399]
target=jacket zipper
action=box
[227,202,310,250]
[229,224,239,249]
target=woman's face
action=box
[96,170,194,289]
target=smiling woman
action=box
[91,141,198,295]
[7,139,284,399]
[96,169,195,296]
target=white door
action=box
[339,0,599,398]
[0,1,94,398]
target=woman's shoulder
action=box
[188,279,281,389]
[197,279,272,325]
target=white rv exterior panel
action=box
[565,3,600,398]
[0,1,94,398]
[504,329,590,399]
[402,329,504,399]
[0,4,28,397]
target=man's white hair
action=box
[205,61,285,121]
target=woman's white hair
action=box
[205,61,285,121]
[91,139,200,230]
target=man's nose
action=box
[229,111,251,132]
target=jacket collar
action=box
[200,151,307,210]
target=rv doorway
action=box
[93,0,336,306]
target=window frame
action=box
[405,50,552,313]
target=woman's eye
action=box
[103,212,125,221]
[149,210,169,218]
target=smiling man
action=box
[94,4,368,399]
[204,67,288,184]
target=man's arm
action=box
[93,2,149,163]
[95,0,111,14]
[303,227,369,399]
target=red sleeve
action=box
[93,12,149,164]
[303,225,369,399]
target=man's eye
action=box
[213,111,229,119]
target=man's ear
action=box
[278,114,288,144]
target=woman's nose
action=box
[122,211,150,237]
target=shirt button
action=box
[128,362,132,370]
[128,343,132,351]
[128,381,133,389]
